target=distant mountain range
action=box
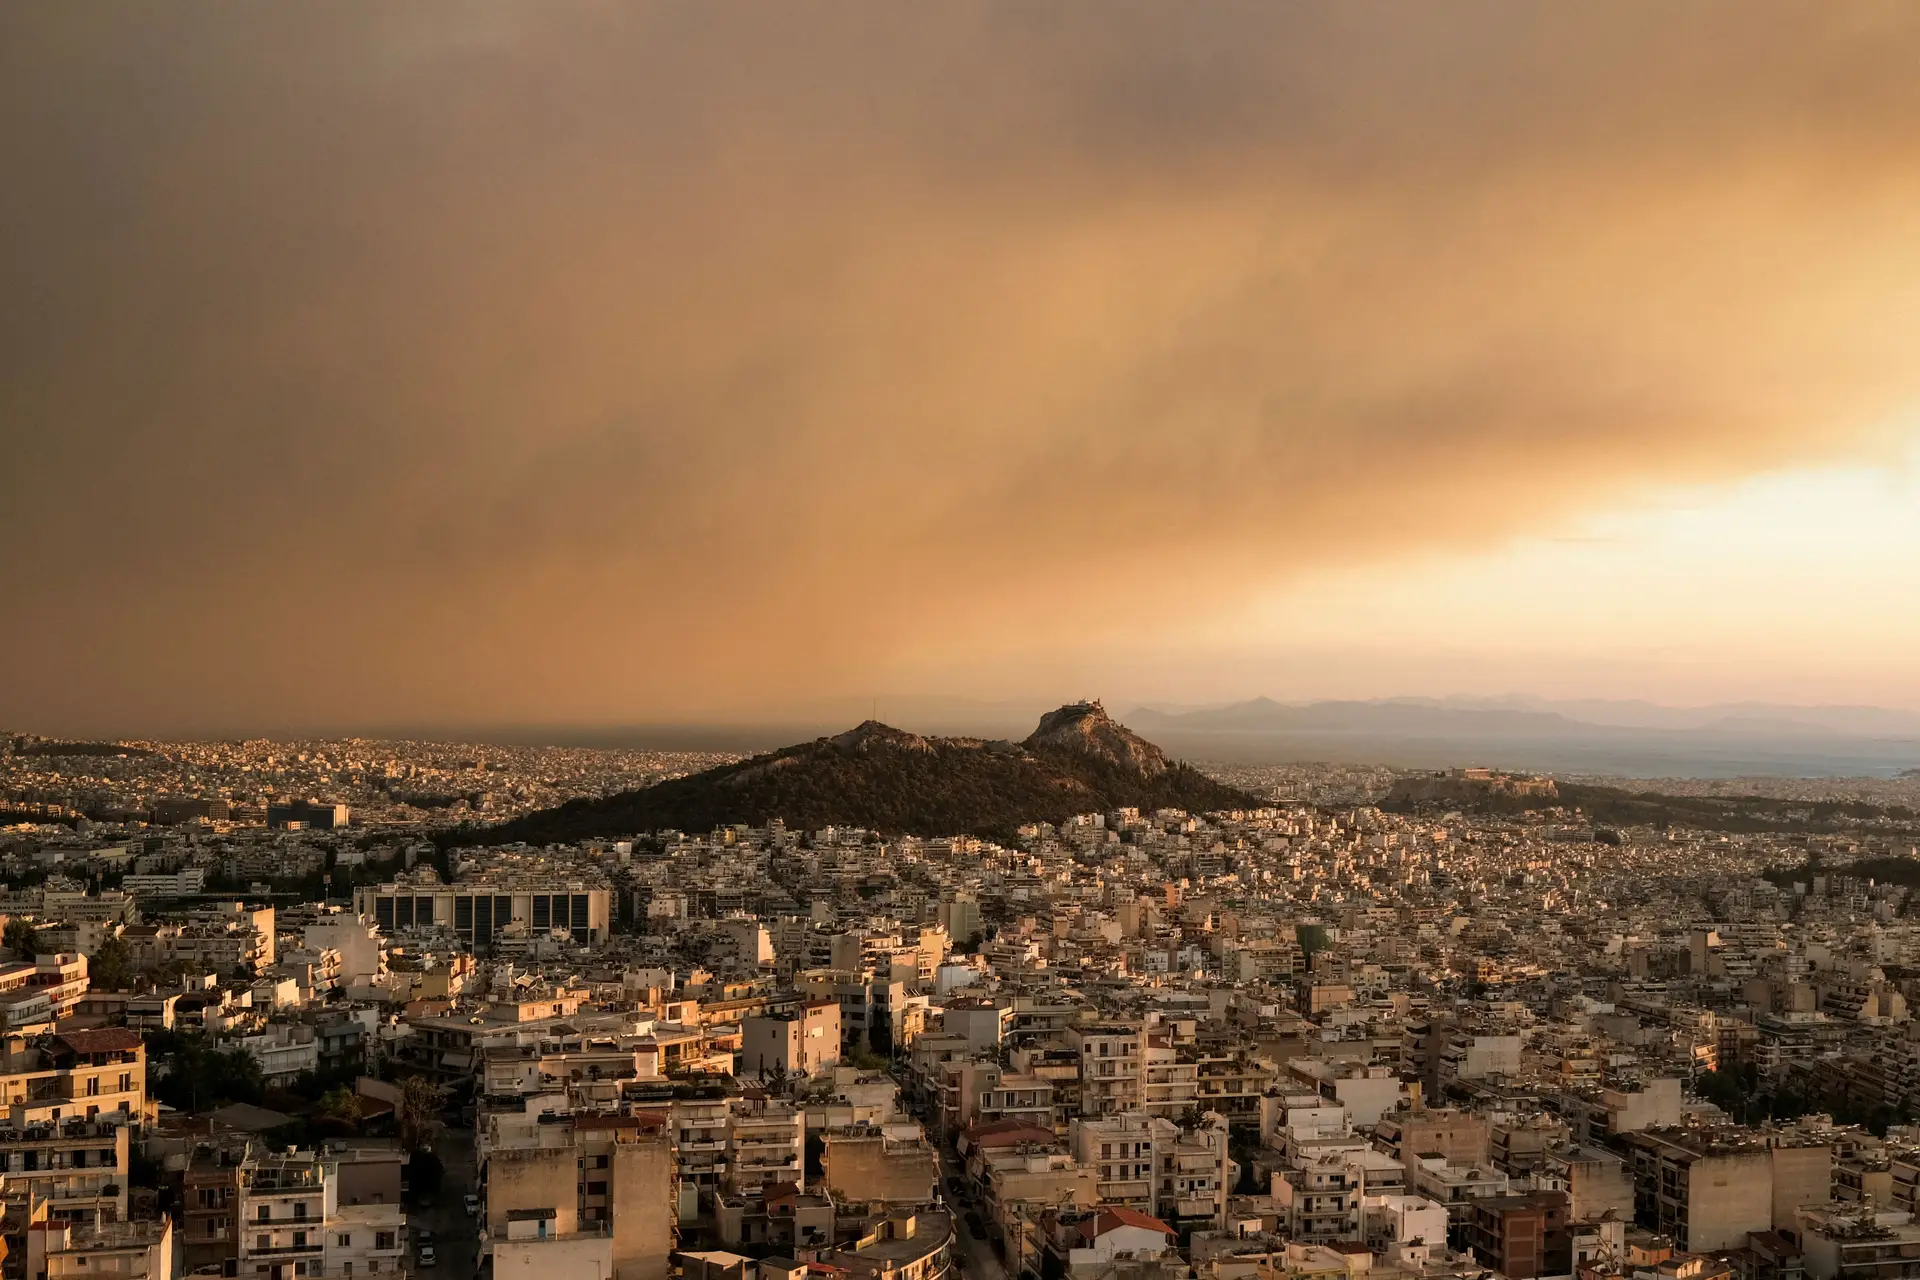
[481,701,1256,843]
[1123,697,1920,778]
[1128,695,1920,736]
[411,694,1920,781]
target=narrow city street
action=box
[411,1127,480,1280]
[938,1147,1008,1280]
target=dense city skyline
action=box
[7,4,1920,734]
[15,11,1920,1280]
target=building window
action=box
[338,1234,352,1248]
[587,1181,608,1196]
[86,1076,100,1096]
[258,1207,271,1222]
[120,1073,132,1092]
[375,1233,395,1250]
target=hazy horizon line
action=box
[13,689,1920,748]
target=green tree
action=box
[314,1085,361,1135]
[846,1042,888,1071]
[5,917,43,959]
[149,1036,266,1112]
[88,935,134,990]
[1296,923,1329,965]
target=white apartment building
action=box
[238,1148,407,1280]
[0,953,91,1030]
[28,1215,174,1280]
[229,1024,320,1085]
[303,913,388,987]
[123,868,208,896]
[492,1209,614,1280]
[728,1098,805,1195]
[1068,1024,1144,1116]
[1068,1111,1235,1224]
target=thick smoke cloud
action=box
[5,3,1920,733]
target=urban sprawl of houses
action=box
[8,733,1920,1280]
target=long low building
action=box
[354,877,611,952]
[0,954,91,1031]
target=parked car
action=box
[415,1229,435,1248]
[463,1194,481,1217]
[418,1245,438,1268]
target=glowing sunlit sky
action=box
[1242,437,1920,705]
[896,437,1920,714]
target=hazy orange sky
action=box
[6,3,1920,736]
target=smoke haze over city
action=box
[7,3,1920,736]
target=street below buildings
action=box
[938,1146,1008,1280]
[411,1126,480,1280]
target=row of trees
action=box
[142,1029,443,1163]
[3,917,41,959]
[1693,1060,1917,1136]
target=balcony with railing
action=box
[241,1161,326,1193]
[245,1240,327,1257]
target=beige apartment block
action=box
[822,1125,940,1208]
[740,1001,841,1080]
[486,1112,676,1280]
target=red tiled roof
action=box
[967,1120,1056,1147]
[1084,1208,1174,1240]
[52,1028,143,1055]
